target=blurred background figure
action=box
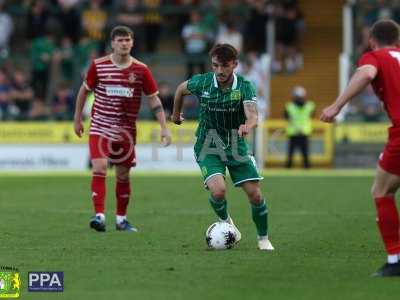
[0,69,12,120]
[238,55,269,117]
[143,0,162,53]
[114,0,144,57]
[182,10,213,79]
[26,0,49,40]
[216,20,243,54]
[11,70,34,120]
[29,31,55,103]
[0,0,13,59]
[284,86,314,168]
[82,0,108,54]
[158,82,174,120]
[51,82,74,120]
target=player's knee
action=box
[117,173,129,182]
[211,187,226,200]
[371,183,389,198]
[247,189,263,204]
[92,161,107,174]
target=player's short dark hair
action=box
[209,44,238,63]
[110,25,134,40]
[370,19,400,46]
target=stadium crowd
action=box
[0,0,304,121]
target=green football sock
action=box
[251,199,268,237]
[208,196,228,221]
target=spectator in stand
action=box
[182,11,213,78]
[158,82,174,119]
[356,25,371,57]
[239,56,269,117]
[11,70,34,120]
[216,20,243,54]
[114,0,144,57]
[54,37,75,82]
[29,99,48,120]
[0,69,12,120]
[82,0,108,54]
[56,0,81,44]
[75,35,99,76]
[358,84,384,122]
[143,0,163,53]
[26,0,50,40]
[199,0,219,36]
[52,82,74,120]
[273,2,303,73]
[30,31,56,102]
[0,1,14,59]
[243,0,270,53]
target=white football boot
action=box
[257,236,274,251]
[221,217,241,243]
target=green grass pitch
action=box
[1,171,400,300]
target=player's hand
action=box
[320,104,341,123]
[238,124,250,137]
[171,113,184,125]
[74,118,84,138]
[160,128,171,146]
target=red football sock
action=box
[91,172,106,214]
[375,196,400,255]
[116,180,131,216]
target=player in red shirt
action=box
[321,20,400,276]
[73,26,171,232]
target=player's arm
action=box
[320,65,377,123]
[172,80,191,125]
[147,94,171,146]
[73,84,89,138]
[239,102,258,137]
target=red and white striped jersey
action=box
[84,55,158,142]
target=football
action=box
[205,222,237,250]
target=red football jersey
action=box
[84,55,158,141]
[358,48,400,126]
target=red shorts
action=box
[89,134,136,167]
[379,126,400,176]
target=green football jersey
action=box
[187,72,257,147]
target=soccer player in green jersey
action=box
[172,44,274,250]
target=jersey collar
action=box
[110,54,133,69]
[213,73,238,90]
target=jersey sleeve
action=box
[142,67,158,96]
[84,61,98,91]
[358,52,379,69]
[187,74,204,96]
[242,81,257,104]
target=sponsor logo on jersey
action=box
[202,91,210,98]
[128,73,136,84]
[105,86,134,97]
[230,90,241,101]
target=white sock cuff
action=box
[96,213,105,221]
[388,254,399,264]
[116,215,127,224]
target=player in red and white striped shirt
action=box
[74,26,171,232]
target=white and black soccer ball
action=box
[205,222,237,250]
